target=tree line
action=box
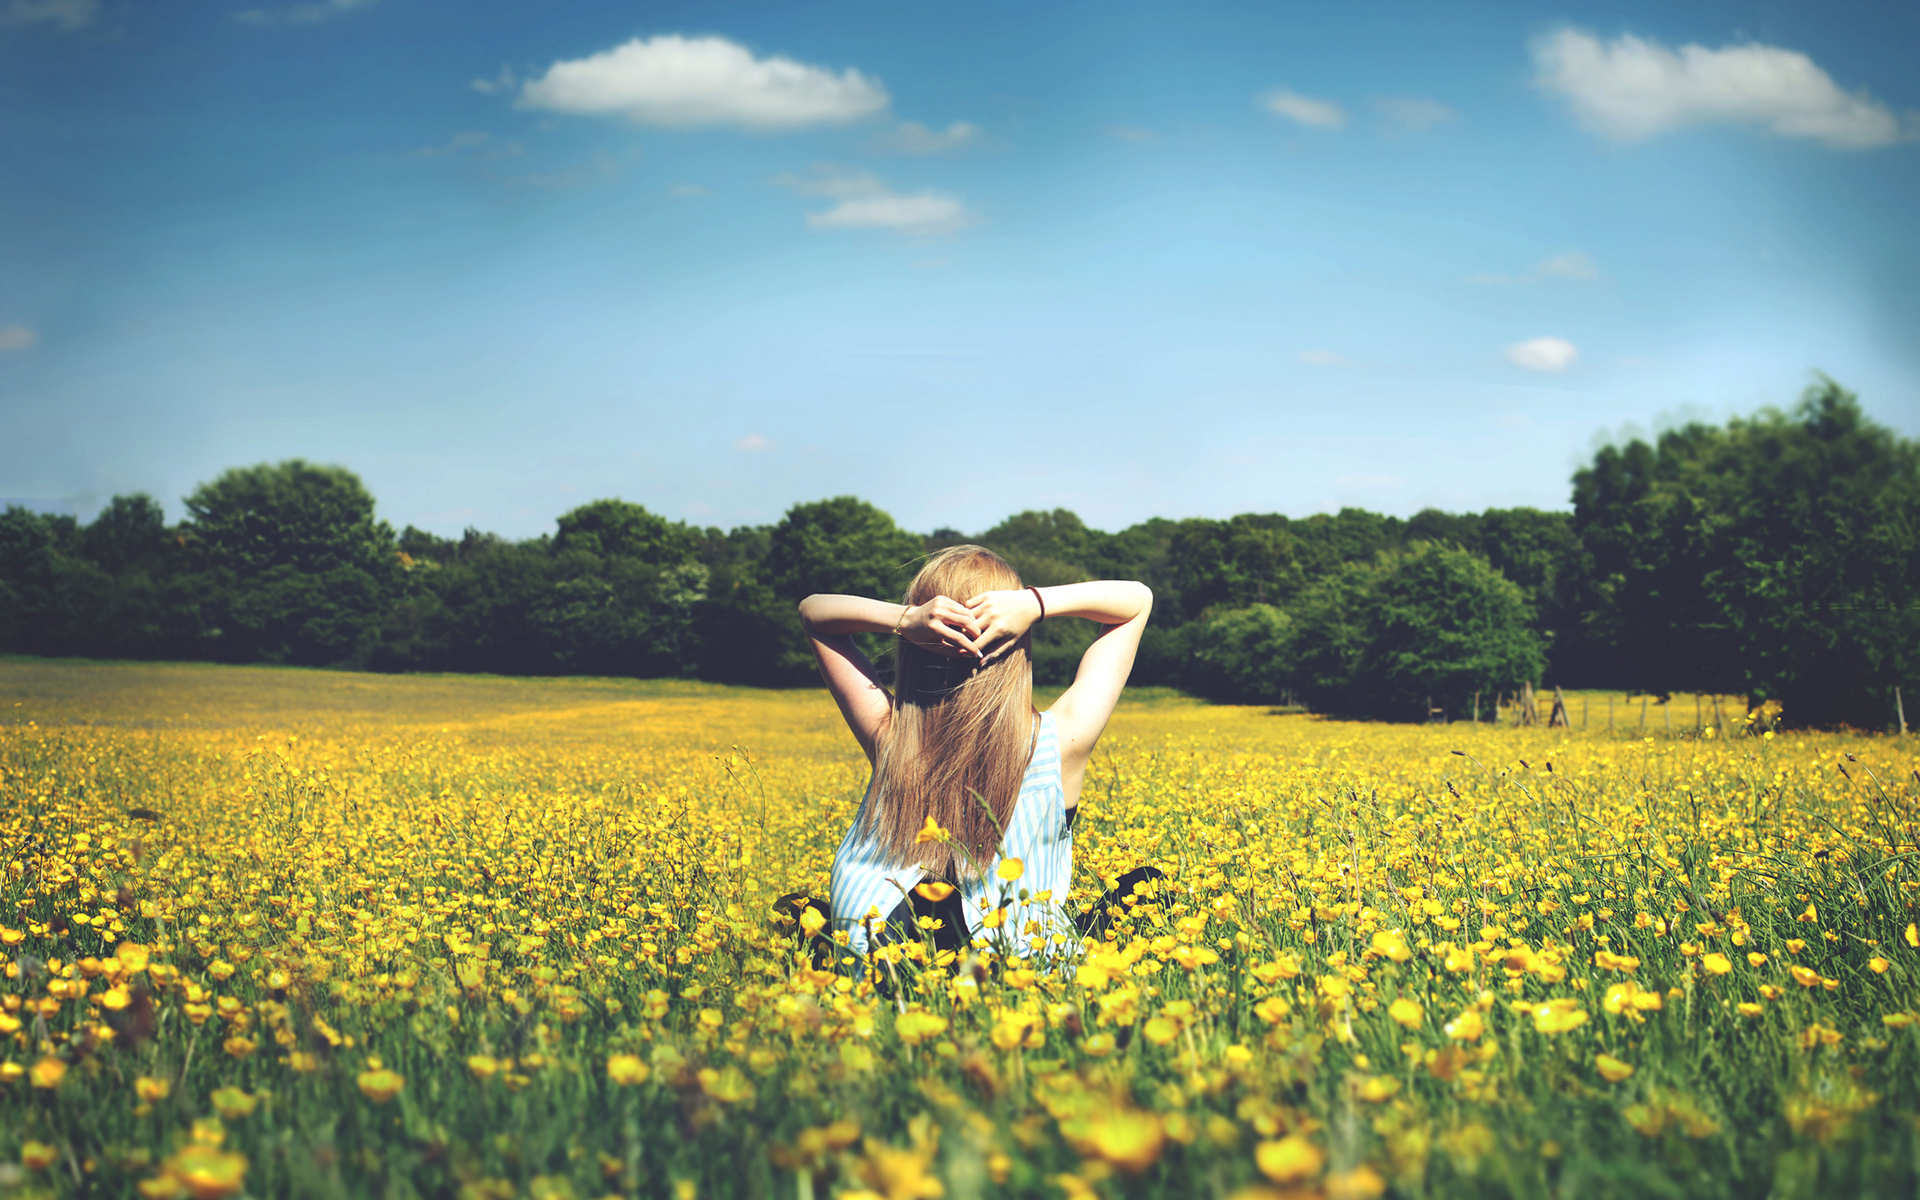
[2,381,1914,727]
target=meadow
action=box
[2,658,1917,1200]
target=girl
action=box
[794,545,1154,962]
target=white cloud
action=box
[1262,88,1347,129]
[233,0,376,26]
[0,0,94,30]
[1506,336,1579,372]
[518,34,889,131]
[810,194,970,236]
[872,120,981,154]
[1374,95,1456,131]
[1299,349,1354,366]
[471,65,516,95]
[1533,28,1908,149]
[733,434,775,452]
[1469,250,1600,285]
[776,165,975,237]
[1538,250,1600,280]
[0,325,37,352]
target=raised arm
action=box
[797,593,985,762]
[966,580,1152,807]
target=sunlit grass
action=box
[2,659,1917,1199]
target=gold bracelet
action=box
[891,605,910,637]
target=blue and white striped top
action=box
[829,710,1074,959]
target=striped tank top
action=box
[829,710,1074,960]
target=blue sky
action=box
[2,0,1915,539]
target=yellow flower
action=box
[1906,923,1918,949]
[136,1075,171,1103]
[1388,997,1424,1028]
[894,1010,949,1046]
[1737,1002,1764,1018]
[356,1067,406,1104]
[1869,957,1890,974]
[1356,1076,1400,1102]
[697,1066,753,1104]
[209,1088,258,1120]
[30,1057,67,1090]
[996,857,1025,882]
[1142,1016,1180,1046]
[468,1054,501,1079]
[1083,1033,1116,1057]
[1596,1054,1635,1082]
[165,1145,248,1199]
[1368,930,1411,962]
[1255,1135,1324,1183]
[913,881,954,903]
[1078,1109,1166,1173]
[798,906,827,938]
[116,943,151,974]
[1790,966,1822,989]
[1531,999,1589,1034]
[1444,1008,1484,1041]
[1327,1165,1387,1200]
[21,1141,58,1171]
[1701,953,1732,975]
[1748,952,1768,967]
[913,816,949,845]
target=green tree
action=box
[1572,380,1919,727]
[1162,515,1303,622]
[182,461,397,665]
[1185,604,1297,703]
[1293,543,1545,720]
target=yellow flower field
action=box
[2,658,1918,1199]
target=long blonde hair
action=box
[865,544,1036,879]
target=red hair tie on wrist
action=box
[1029,586,1045,622]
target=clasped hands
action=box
[896,589,1041,663]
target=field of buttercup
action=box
[2,659,1918,1200]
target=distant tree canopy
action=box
[1570,380,1919,727]
[2,382,1913,726]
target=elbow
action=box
[797,594,822,627]
[1134,582,1154,617]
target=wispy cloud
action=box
[871,120,981,155]
[410,130,523,161]
[1261,88,1347,129]
[518,34,889,131]
[1469,250,1600,285]
[732,434,775,452]
[0,0,95,31]
[1533,27,1910,149]
[494,149,634,191]
[1374,95,1456,131]
[0,325,38,352]
[1506,336,1579,372]
[775,164,975,237]
[1299,349,1356,367]
[470,65,516,95]
[233,0,377,26]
